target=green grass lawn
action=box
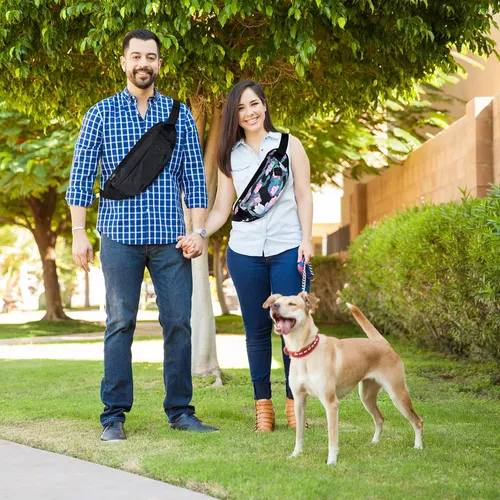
[0,322,499,499]
[0,320,105,340]
[215,314,246,333]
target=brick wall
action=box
[493,94,500,186]
[341,95,497,240]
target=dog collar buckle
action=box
[284,334,320,358]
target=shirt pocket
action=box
[231,162,254,193]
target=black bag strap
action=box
[276,132,288,156]
[166,99,180,125]
[232,133,289,221]
[109,98,180,176]
[100,99,180,200]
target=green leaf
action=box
[34,164,48,178]
[2,127,22,136]
[239,51,249,69]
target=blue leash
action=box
[300,257,315,292]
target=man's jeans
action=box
[99,234,194,426]
[226,246,310,401]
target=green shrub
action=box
[309,255,349,322]
[341,185,500,362]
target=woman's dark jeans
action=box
[99,234,194,426]
[226,245,310,401]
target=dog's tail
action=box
[346,303,390,344]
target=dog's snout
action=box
[271,303,280,310]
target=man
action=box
[66,28,218,441]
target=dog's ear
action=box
[299,292,320,312]
[262,294,282,309]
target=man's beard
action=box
[129,68,158,90]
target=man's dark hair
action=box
[123,28,161,56]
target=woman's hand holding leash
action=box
[297,240,313,265]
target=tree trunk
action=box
[84,271,90,308]
[187,97,222,385]
[27,189,70,321]
[190,239,222,382]
[212,239,230,315]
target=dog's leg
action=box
[359,379,384,443]
[290,392,307,458]
[382,373,424,449]
[320,393,339,465]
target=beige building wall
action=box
[312,222,339,255]
[336,96,496,244]
[340,174,370,227]
[444,13,500,120]
[493,93,500,185]
[366,97,494,225]
[332,18,500,250]
[312,185,342,255]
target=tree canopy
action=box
[1,0,499,321]
[1,0,499,126]
[0,110,75,200]
[0,108,98,319]
[291,71,461,184]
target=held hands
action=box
[297,239,313,265]
[72,231,94,272]
[176,233,203,259]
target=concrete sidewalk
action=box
[0,328,281,369]
[0,440,215,500]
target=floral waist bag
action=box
[232,133,289,222]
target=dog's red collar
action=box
[284,334,320,358]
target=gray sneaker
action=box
[101,421,126,442]
[169,413,219,433]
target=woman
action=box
[179,80,313,431]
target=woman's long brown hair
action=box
[217,80,277,177]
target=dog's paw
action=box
[290,448,302,459]
[326,450,338,465]
[414,443,424,450]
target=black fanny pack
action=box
[100,99,180,200]
[232,133,289,222]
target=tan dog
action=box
[263,292,423,465]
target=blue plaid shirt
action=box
[66,87,207,245]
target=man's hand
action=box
[72,231,94,272]
[176,233,203,259]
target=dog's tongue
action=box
[278,318,294,336]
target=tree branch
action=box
[0,216,33,232]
